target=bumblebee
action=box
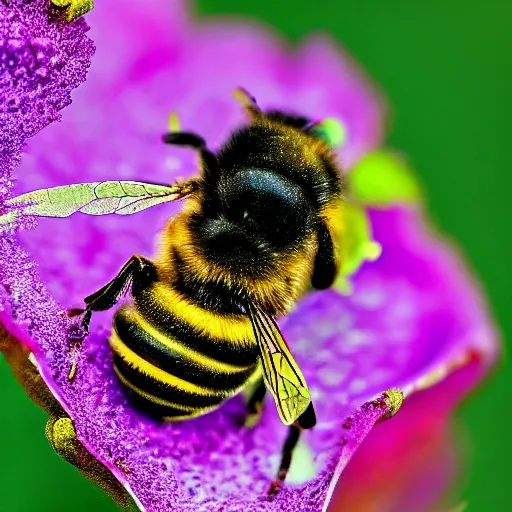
[4,89,343,491]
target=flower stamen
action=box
[51,0,94,22]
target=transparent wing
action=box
[2,180,196,220]
[246,302,311,425]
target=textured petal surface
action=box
[0,0,94,198]
[0,204,497,510]
[0,1,498,511]
[330,361,480,512]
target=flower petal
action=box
[84,0,188,84]
[0,200,497,510]
[349,149,423,206]
[0,3,498,511]
[330,361,481,512]
[292,36,386,168]
[12,1,386,314]
[0,0,94,200]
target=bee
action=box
[3,89,344,492]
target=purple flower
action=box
[0,0,94,200]
[0,1,499,511]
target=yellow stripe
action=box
[162,406,221,422]
[161,203,219,283]
[322,198,344,268]
[127,308,254,374]
[322,199,344,244]
[109,332,224,397]
[162,370,263,421]
[114,364,224,422]
[151,283,255,344]
[113,364,196,411]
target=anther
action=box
[167,112,181,133]
[233,87,260,112]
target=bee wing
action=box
[246,302,311,425]
[2,180,195,220]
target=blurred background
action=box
[1,0,510,510]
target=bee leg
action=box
[244,377,267,428]
[162,131,207,149]
[268,424,302,495]
[268,402,316,495]
[311,220,337,290]
[81,255,157,331]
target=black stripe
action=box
[113,355,228,408]
[170,247,245,315]
[133,287,260,367]
[120,388,198,420]
[113,307,257,391]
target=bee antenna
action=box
[162,131,221,183]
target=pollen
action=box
[382,389,404,419]
[51,0,94,21]
[320,118,347,148]
[167,112,181,133]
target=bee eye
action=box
[223,203,250,224]
[220,168,314,246]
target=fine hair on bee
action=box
[4,88,344,493]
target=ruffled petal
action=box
[330,361,482,512]
[292,36,386,168]
[0,2,498,511]
[0,200,497,510]
[12,0,386,318]
[0,0,94,200]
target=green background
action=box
[1,0,510,510]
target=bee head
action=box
[196,168,315,273]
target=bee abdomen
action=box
[113,306,257,390]
[135,283,260,366]
[110,297,259,420]
[112,351,230,409]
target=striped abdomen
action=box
[110,280,260,420]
